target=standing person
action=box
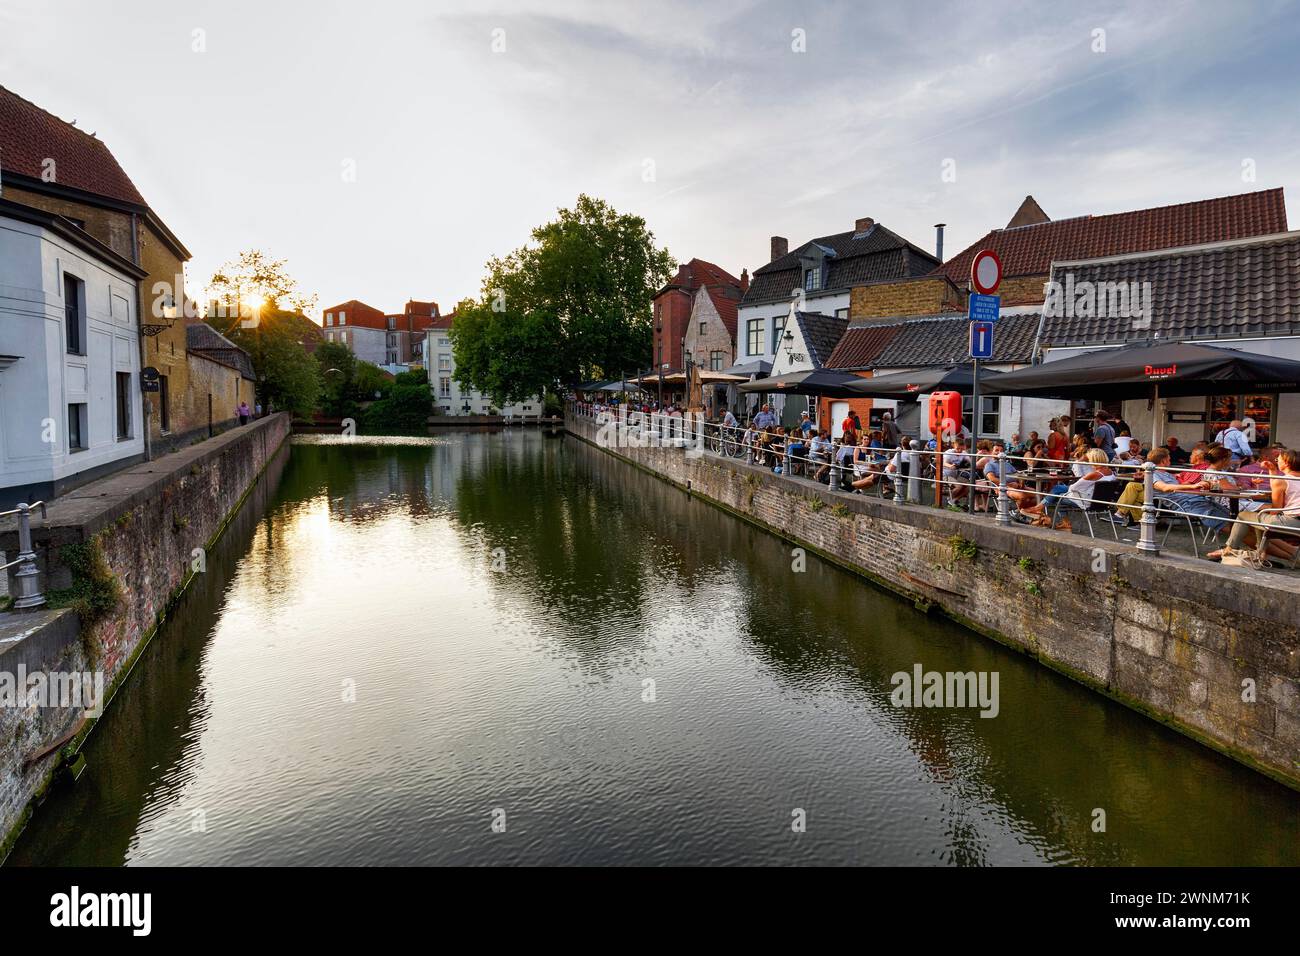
[851,411,863,436]
[1092,411,1116,459]
[753,404,776,430]
[880,411,901,449]
[1046,416,1069,466]
[255,401,263,418]
[1219,419,1253,463]
[841,412,859,447]
[238,400,251,425]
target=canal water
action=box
[9,432,1300,865]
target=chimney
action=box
[770,236,788,262]
[934,223,946,262]
[739,268,749,293]
[855,216,875,234]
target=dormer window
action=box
[804,266,821,291]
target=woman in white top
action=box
[1064,449,1116,510]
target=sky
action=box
[2,0,1298,320]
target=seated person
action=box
[809,430,832,482]
[1051,448,1117,513]
[1207,447,1300,561]
[980,442,1044,516]
[942,438,973,502]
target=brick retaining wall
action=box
[0,413,291,855]
[566,412,1300,790]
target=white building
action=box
[421,318,544,418]
[0,199,147,506]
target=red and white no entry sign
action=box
[970,249,1002,295]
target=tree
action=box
[361,369,432,435]
[213,307,322,416]
[450,195,674,405]
[316,341,359,418]
[208,249,318,316]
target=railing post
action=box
[906,441,922,504]
[995,452,1012,526]
[1137,460,1161,555]
[12,502,46,610]
[893,444,906,502]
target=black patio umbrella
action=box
[738,368,865,397]
[982,341,1300,399]
[982,340,1300,446]
[842,364,1004,398]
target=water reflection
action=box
[9,432,1299,866]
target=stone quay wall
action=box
[1,413,291,855]
[566,411,1300,790]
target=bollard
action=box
[892,444,907,502]
[995,452,1012,526]
[906,441,922,504]
[1137,461,1161,555]
[10,501,47,610]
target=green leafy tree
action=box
[450,195,673,405]
[361,369,432,435]
[213,308,321,416]
[316,341,359,418]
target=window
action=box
[438,337,450,347]
[710,350,723,371]
[67,403,87,451]
[804,267,820,291]
[438,355,451,371]
[772,316,786,354]
[746,318,763,356]
[1209,394,1274,445]
[116,372,132,439]
[339,312,347,325]
[64,273,84,354]
[963,395,1001,437]
[699,321,707,336]
[439,377,451,398]
[326,313,333,326]
[159,374,171,433]
[835,307,848,319]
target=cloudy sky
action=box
[2,0,1297,317]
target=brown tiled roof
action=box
[825,323,904,369]
[0,85,147,206]
[936,189,1287,282]
[744,223,939,305]
[1039,231,1300,347]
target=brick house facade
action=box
[653,259,744,371]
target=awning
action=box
[843,365,1004,398]
[982,341,1300,400]
[738,368,866,397]
[720,359,772,379]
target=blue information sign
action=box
[970,320,994,359]
[968,293,1001,323]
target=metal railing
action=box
[566,403,1300,565]
[1,501,47,609]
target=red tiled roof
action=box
[322,299,387,329]
[657,257,742,297]
[935,188,1287,283]
[825,323,904,370]
[703,284,740,338]
[0,85,147,206]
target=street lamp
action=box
[656,324,664,410]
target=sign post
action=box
[967,250,1002,513]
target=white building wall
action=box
[0,215,144,499]
[736,291,849,365]
[422,333,543,417]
